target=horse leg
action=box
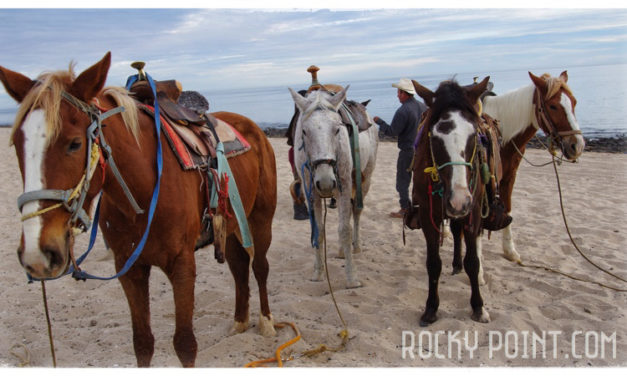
[451,220,463,275]
[118,264,154,367]
[500,161,521,263]
[225,234,251,333]
[338,192,361,288]
[463,230,490,323]
[420,229,441,326]
[164,251,198,367]
[249,218,277,337]
[476,235,486,285]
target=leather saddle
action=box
[477,113,512,231]
[130,79,249,168]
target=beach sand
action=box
[0,127,625,367]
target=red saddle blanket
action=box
[139,104,251,170]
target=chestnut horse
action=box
[409,77,492,326]
[482,71,584,262]
[0,52,277,367]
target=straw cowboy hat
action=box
[392,78,416,95]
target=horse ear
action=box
[361,99,371,107]
[412,79,434,106]
[328,84,349,111]
[289,87,309,113]
[71,51,111,101]
[559,70,568,83]
[528,71,548,94]
[467,76,490,104]
[0,65,35,103]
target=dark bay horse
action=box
[409,77,492,326]
[482,71,584,262]
[0,52,277,367]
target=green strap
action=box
[342,103,363,210]
[211,142,253,248]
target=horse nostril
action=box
[43,246,64,270]
[332,180,337,189]
[316,181,322,191]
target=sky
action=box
[0,4,625,95]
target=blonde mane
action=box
[11,64,140,146]
[540,73,573,100]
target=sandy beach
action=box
[0,127,625,367]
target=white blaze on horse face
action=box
[434,111,474,215]
[20,109,49,268]
[560,93,585,156]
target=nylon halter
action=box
[424,130,478,183]
[17,90,141,235]
[533,88,582,156]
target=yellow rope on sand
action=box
[244,199,351,367]
[244,322,302,368]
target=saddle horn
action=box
[131,61,147,81]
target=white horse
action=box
[289,86,378,288]
[482,71,584,263]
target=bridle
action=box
[17,89,143,235]
[532,88,582,156]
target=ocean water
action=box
[1,64,625,138]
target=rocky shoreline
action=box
[1,125,623,153]
[263,127,626,154]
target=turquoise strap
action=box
[213,142,253,248]
[437,161,472,170]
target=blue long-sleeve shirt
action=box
[375,96,426,150]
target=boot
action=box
[293,202,309,220]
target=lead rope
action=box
[515,154,627,292]
[41,281,57,367]
[243,198,349,367]
[302,198,350,355]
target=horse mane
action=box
[429,79,479,127]
[301,90,337,120]
[10,63,140,146]
[101,87,140,144]
[11,66,75,146]
[540,73,574,100]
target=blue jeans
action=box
[396,148,414,210]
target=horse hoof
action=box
[419,315,438,327]
[451,266,463,275]
[353,246,362,254]
[504,249,521,263]
[346,280,363,289]
[471,308,491,323]
[478,274,487,286]
[230,320,249,335]
[311,270,324,282]
[258,313,276,337]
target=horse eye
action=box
[549,104,558,110]
[302,129,307,137]
[335,128,340,135]
[68,138,82,153]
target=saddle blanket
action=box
[139,104,251,170]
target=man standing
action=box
[373,78,427,218]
